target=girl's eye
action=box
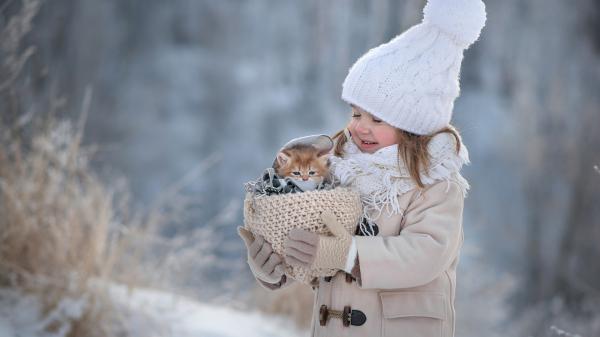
[308,171,315,176]
[372,118,382,123]
[292,171,301,176]
[351,113,360,118]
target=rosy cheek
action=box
[377,130,398,146]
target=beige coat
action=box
[257,179,465,337]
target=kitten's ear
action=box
[276,151,290,167]
[317,147,331,157]
[318,152,330,166]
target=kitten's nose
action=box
[302,177,309,181]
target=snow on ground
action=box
[0,285,309,337]
[0,287,89,337]
[110,284,309,337]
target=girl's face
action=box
[347,105,398,154]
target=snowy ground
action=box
[0,285,308,337]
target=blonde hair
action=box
[332,125,462,188]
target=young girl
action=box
[238,0,486,336]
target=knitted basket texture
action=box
[243,187,362,285]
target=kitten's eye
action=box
[292,171,301,176]
[308,171,316,176]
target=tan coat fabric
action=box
[256,179,465,337]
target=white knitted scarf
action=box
[329,132,470,229]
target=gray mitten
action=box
[237,226,285,284]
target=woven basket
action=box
[243,187,362,285]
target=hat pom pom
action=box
[423,0,487,49]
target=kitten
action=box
[273,144,331,192]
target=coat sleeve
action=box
[354,180,464,289]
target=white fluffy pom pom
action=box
[423,0,487,49]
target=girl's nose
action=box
[354,120,370,134]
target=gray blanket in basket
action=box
[244,168,337,196]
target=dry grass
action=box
[0,111,124,336]
[0,0,126,334]
[0,4,222,329]
[0,95,219,336]
[0,99,203,336]
[0,2,175,333]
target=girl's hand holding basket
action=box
[284,210,353,271]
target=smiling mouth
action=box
[361,140,378,145]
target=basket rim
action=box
[244,186,359,201]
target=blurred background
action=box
[1,0,599,336]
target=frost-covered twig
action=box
[0,0,41,92]
[550,325,583,337]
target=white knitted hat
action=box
[341,0,487,135]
